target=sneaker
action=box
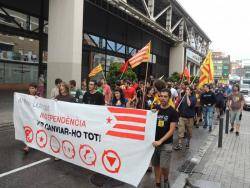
[174,144,183,150]
[230,127,234,132]
[186,142,190,149]
[203,126,207,129]
[236,132,239,136]
[23,146,30,154]
[147,166,152,173]
[209,127,212,132]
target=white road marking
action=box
[0,158,51,178]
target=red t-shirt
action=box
[123,87,136,100]
[103,84,112,104]
[132,83,139,90]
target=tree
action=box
[107,62,137,88]
[168,72,181,82]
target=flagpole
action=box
[120,71,125,80]
[180,56,187,84]
[119,62,128,80]
[158,75,164,80]
[98,63,106,82]
[142,62,149,109]
[101,69,106,82]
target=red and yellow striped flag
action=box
[88,64,103,77]
[128,41,151,68]
[198,52,214,88]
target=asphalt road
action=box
[0,123,210,188]
[0,91,211,188]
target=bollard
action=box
[218,117,223,148]
[225,109,229,134]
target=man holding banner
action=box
[152,88,179,188]
[82,80,105,105]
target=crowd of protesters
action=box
[24,76,245,188]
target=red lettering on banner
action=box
[40,112,86,128]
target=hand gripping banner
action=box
[14,93,157,186]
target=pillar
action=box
[47,0,83,96]
[169,43,185,76]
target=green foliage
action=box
[106,62,137,88]
[168,72,181,82]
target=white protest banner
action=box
[14,93,157,187]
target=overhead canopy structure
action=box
[0,0,48,19]
[0,0,212,91]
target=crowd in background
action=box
[24,76,244,188]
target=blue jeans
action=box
[203,106,214,128]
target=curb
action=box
[172,120,220,188]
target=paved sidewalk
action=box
[189,111,250,188]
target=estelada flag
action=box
[179,67,190,82]
[183,66,191,82]
[198,52,214,88]
[88,64,103,77]
[128,41,151,68]
[119,60,129,74]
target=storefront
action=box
[185,48,203,76]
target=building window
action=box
[107,40,115,51]
[84,34,106,49]
[117,43,125,54]
[128,47,136,55]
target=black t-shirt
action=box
[55,94,75,103]
[82,91,105,105]
[145,96,154,110]
[155,106,179,144]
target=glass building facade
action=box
[82,1,171,81]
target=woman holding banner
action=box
[111,88,130,108]
[23,83,38,153]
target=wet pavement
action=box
[189,111,250,188]
[0,91,211,188]
[0,124,210,188]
